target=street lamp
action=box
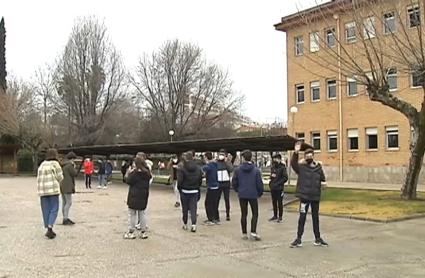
[169,129,175,142]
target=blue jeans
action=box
[40,195,59,228]
[99,174,107,186]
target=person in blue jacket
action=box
[232,150,263,241]
[202,152,220,225]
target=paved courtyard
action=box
[0,177,424,278]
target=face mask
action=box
[218,155,225,160]
[306,158,313,164]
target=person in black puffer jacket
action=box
[290,141,328,248]
[268,154,288,223]
[123,157,152,240]
[177,151,203,233]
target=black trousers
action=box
[181,192,198,225]
[297,199,320,240]
[85,174,92,188]
[271,189,283,218]
[205,188,220,221]
[239,198,258,234]
[217,185,230,218]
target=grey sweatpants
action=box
[62,194,72,219]
[128,209,147,232]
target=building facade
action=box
[275,0,425,183]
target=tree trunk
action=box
[32,151,39,174]
[401,127,425,200]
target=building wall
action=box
[283,0,425,183]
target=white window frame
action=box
[310,31,320,52]
[366,127,378,151]
[296,84,305,104]
[327,131,338,152]
[345,22,357,43]
[383,11,396,34]
[311,132,321,152]
[364,16,376,39]
[386,126,399,150]
[347,77,358,96]
[408,4,421,28]
[410,70,423,88]
[295,36,304,56]
[311,81,320,102]
[325,28,336,47]
[387,68,398,91]
[296,132,305,143]
[327,79,337,100]
[347,129,359,151]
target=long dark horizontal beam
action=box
[58,135,312,156]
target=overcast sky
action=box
[2,0,326,123]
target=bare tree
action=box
[0,78,51,171]
[130,39,244,141]
[287,0,425,199]
[34,65,55,126]
[55,17,127,145]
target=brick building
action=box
[275,0,425,184]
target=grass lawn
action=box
[287,188,425,221]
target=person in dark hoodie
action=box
[60,152,78,225]
[216,149,234,221]
[202,152,220,225]
[177,151,203,233]
[232,150,263,241]
[290,141,328,248]
[124,156,152,239]
[268,154,288,223]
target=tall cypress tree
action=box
[0,17,6,93]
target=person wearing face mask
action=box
[216,149,234,221]
[268,154,288,223]
[290,141,328,248]
[168,155,181,207]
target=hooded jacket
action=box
[202,161,219,189]
[84,160,94,175]
[126,169,152,210]
[232,162,263,199]
[37,159,64,197]
[61,159,78,194]
[177,160,203,192]
[269,162,288,191]
[216,160,233,187]
[291,152,326,201]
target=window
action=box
[366,127,378,150]
[311,132,321,151]
[408,5,421,28]
[384,12,396,34]
[387,68,397,91]
[325,28,336,47]
[345,22,356,43]
[364,16,376,39]
[347,77,358,96]
[327,131,338,151]
[311,81,320,102]
[411,70,423,88]
[295,36,304,56]
[347,129,359,151]
[296,84,305,103]
[327,79,337,99]
[310,31,320,52]
[296,132,305,143]
[386,126,399,149]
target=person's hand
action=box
[294,141,302,153]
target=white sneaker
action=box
[250,233,261,241]
[182,224,188,231]
[123,231,136,239]
[140,231,148,239]
[97,185,102,189]
[191,225,197,233]
[103,186,107,190]
[242,233,248,240]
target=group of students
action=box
[82,158,114,189]
[37,141,329,248]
